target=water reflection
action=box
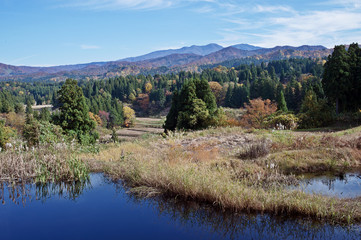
[0,174,359,240]
[122,183,361,240]
[0,178,90,206]
[297,172,361,198]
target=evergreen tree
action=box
[276,84,288,112]
[57,79,96,142]
[38,108,51,122]
[25,100,33,115]
[323,45,350,113]
[164,79,221,131]
[108,99,124,128]
[163,91,179,131]
[224,84,233,107]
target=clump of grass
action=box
[239,140,270,159]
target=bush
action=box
[298,98,335,129]
[0,120,13,149]
[38,121,64,144]
[265,113,299,130]
[298,90,335,129]
[77,131,99,145]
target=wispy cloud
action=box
[80,44,100,50]
[58,0,361,48]
[253,5,295,14]
[59,0,181,10]
[8,55,37,65]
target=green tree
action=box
[57,79,97,143]
[163,91,179,131]
[165,78,222,131]
[23,114,40,147]
[323,45,350,113]
[276,84,288,112]
[0,120,12,149]
[38,107,51,122]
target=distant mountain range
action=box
[0,44,332,82]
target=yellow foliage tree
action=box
[123,106,135,128]
[145,82,153,93]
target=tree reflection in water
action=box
[0,178,90,205]
[0,174,359,240]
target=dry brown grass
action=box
[0,147,88,183]
[82,126,361,224]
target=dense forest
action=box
[0,57,325,114]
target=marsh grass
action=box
[239,140,270,159]
[82,126,361,224]
[0,146,89,184]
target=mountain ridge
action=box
[0,44,332,82]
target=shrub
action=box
[38,121,64,144]
[265,113,299,130]
[78,131,99,145]
[298,90,335,129]
[0,120,13,149]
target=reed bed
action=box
[0,146,89,184]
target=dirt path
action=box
[102,117,165,142]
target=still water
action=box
[0,174,359,240]
[296,172,361,198]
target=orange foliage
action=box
[89,112,103,126]
[225,118,242,127]
[241,98,277,128]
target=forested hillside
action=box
[1,44,360,134]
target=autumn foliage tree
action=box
[241,98,277,128]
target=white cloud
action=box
[254,10,361,47]
[80,44,100,49]
[253,5,295,14]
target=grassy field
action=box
[82,124,361,224]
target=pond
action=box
[295,172,361,198]
[0,174,360,240]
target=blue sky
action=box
[1,0,360,66]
